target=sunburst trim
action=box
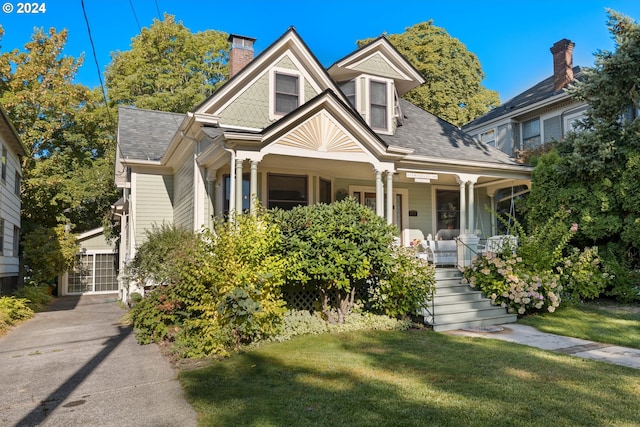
[276,112,362,153]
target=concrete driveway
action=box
[0,294,198,427]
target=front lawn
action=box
[519,302,640,350]
[179,330,640,427]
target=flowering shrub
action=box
[462,251,562,315]
[559,246,612,300]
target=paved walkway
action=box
[0,294,198,427]
[447,323,640,370]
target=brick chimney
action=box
[228,34,256,78]
[550,38,575,92]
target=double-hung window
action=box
[369,80,388,130]
[479,129,496,147]
[522,118,541,149]
[274,72,299,115]
[340,80,356,108]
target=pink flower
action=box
[570,223,578,232]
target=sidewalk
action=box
[0,294,198,427]
[446,323,640,370]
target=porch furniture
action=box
[483,235,518,254]
[422,236,458,266]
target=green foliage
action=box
[268,310,412,343]
[601,244,640,303]
[22,225,78,284]
[527,10,640,291]
[13,282,54,311]
[368,245,435,318]
[273,198,399,323]
[129,212,288,358]
[467,208,614,311]
[559,246,612,300]
[126,223,196,286]
[105,14,229,113]
[359,21,499,127]
[0,296,34,329]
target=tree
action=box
[105,14,229,113]
[0,26,119,282]
[526,10,640,298]
[359,21,499,127]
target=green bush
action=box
[273,198,431,323]
[0,296,34,333]
[559,246,612,300]
[14,282,53,311]
[129,211,288,358]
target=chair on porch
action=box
[481,235,518,254]
[421,231,458,266]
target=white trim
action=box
[364,76,394,135]
[269,66,305,121]
[348,184,409,243]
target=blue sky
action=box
[1,0,639,102]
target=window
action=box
[340,80,356,108]
[436,190,459,235]
[14,171,20,196]
[370,80,388,129]
[522,118,541,149]
[479,129,496,146]
[267,174,307,210]
[1,145,6,182]
[274,72,299,115]
[12,226,19,257]
[319,178,331,204]
[223,174,250,214]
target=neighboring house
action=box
[59,227,119,296]
[463,39,588,158]
[114,28,532,302]
[0,104,26,295]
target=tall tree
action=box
[359,21,499,127]
[0,26,118,282]
[527,10,640,264]
[105,14,229,113]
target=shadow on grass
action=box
[180,330,640,427]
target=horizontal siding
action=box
[135,173,174,245]
[0,139,22,274]
[173,156,194,230]
[79,233,116,252]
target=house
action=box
[114,28,532,327]
[0,104,26,295]
[59,227,119,296]
[462,39,588,158]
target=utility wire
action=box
[80,0,112,126]
[128,0,142,32]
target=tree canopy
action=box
[0,25,118,281]
[526,10,640,268]
[105,14,229,113]
[359,21,499,127]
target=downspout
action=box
[222,141,236,223]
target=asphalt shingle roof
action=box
[117,106,184,161]
[381,100,520,166]
[463,66,585,129]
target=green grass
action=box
[179,330,640,427]
[519,302,640,349]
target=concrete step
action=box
[435,268,463,280]
[434,292,483,304]
[433,313,518,332]
[433,307,517,325]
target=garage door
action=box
[67,252,118,294]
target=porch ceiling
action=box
[258,153,376,180]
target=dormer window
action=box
[370,80,388,130]
[340,80,356,108]
[274,72,299,115]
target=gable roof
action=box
[463,66,585,130]
[195,27,349,119]
[384,100,522,167]
[117,106,184,161]
[328,36,425,96]
[0,104,27,157]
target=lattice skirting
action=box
[282,286,370,311]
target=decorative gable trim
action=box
[276,110,362,153]
[348,52,409,81]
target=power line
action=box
[80,0,112,126]
[128,0,142,32]
[154,0,162,21]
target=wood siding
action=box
[134,173,174,245]
[0,140,22,277]
[173,155,194,230]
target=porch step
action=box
[422,268,517,332]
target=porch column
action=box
[458,178,467,234]
[385,171,393,225]
[235,158,244,214]
[468,181,475,235]
[375,170,384,217]
[250,160,258,214]
[489,193,496,236]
